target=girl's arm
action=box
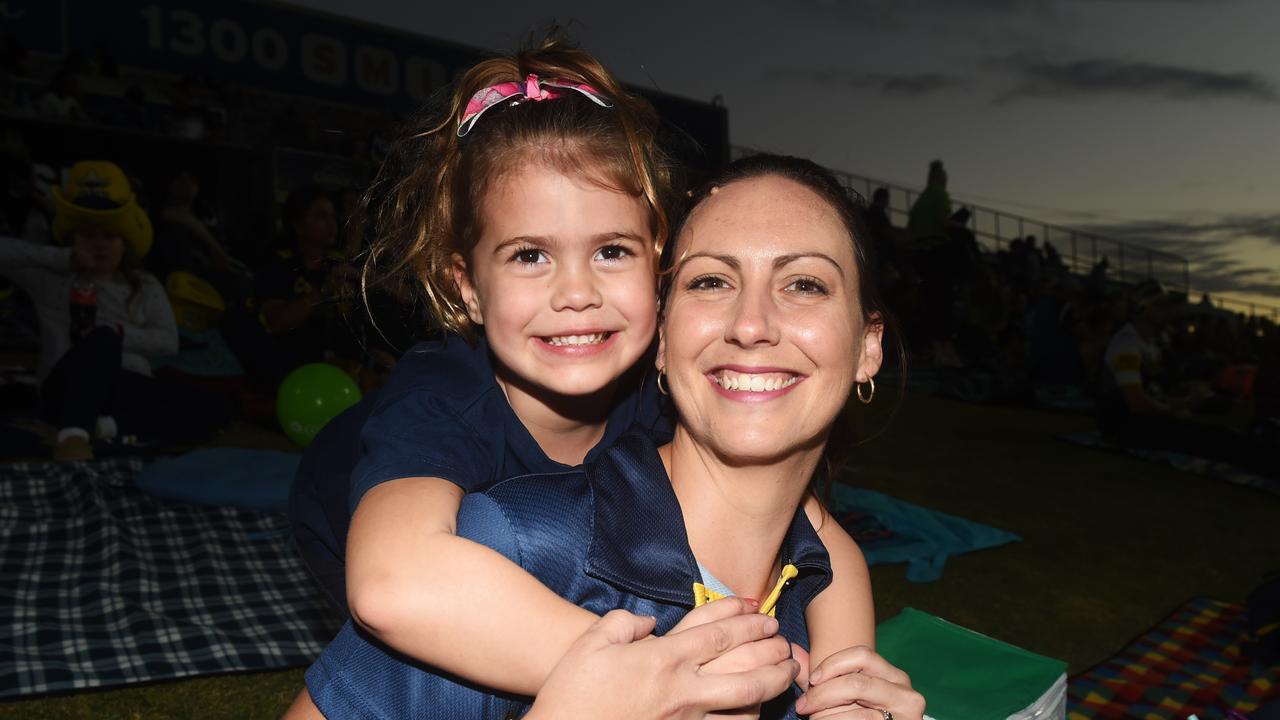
[0,236,71,284]
[121,277,179,357]
[345,475,599,695]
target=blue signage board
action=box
[62,0,479,110]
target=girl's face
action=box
[660,175,883,464]
[294,197,337,250]
[454,164,658,399]
[72,227,125,276]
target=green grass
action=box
[2,391,1276,718]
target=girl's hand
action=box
[670,598,797,720]
[794,645,925,720]
[526,608,799,720]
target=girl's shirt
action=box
[0,236,178,381]
[305,431,832,720]
[288,335,670,574]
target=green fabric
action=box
[876,608,1066,720]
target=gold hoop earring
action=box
[856,377,875,404]
[656,370,669,396]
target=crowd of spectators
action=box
[866,160,1279,456]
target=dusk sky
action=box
[289,0,1280,313]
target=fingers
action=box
[669,596,759,634]
[690,658,801,711]
[581,609,657,647]
[669,612,780,665]
[791,643,811,689]
[795,672,926,720]
[809,646,911,687]
[700,635,792,675]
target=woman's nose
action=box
[725,288,780,347]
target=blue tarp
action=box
[831,485,1021,582]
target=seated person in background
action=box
[0,161,231,460]
[253,186,358,373]
[1097,280,1277,477]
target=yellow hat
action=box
[52,161,153,260]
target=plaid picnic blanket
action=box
[1068,597,1280,719]
[0,458,342,698]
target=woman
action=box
[290,154,924,719]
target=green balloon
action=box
[277,363,362,447]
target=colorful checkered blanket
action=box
[0,459,342,698]
[1068,597,1279,719]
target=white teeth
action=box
[713,371,799,393]
[547,333,608,347]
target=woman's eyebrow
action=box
[774,252,846,278]
[678,252,739,269]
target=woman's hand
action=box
[526,607,799,720]
[794,645,925,720]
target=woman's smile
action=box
[707,366,805,401]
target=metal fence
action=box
[729,146,1279,320]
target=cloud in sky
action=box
[770,68,965,97]
[1078,213,1280,300]
[990,55,1279,104]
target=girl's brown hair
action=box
[360,33,674,341]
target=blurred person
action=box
[1096,281,1277,476]
[0,161,230,460]
[253,186,357,370]
[907,160,962,365]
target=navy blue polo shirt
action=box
[305,431,833,719]
[287,335,670,606]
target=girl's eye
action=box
[786,277,829,296]
[594,245,631,262]
[687,274,731,292]
[510,247,548,265]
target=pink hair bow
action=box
[457,73,612,137]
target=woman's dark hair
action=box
[660,153,906,504]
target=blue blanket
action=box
[831,485,1020,582]
[137,448,301,513]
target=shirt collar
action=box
[583,431,832,607]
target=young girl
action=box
[0,161,230,460]
[287,37,891,716]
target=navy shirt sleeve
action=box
[347,339,501,513]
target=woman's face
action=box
[660,175,883,465]
[293,197,337,250]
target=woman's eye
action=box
[510,247,548,265]
[688,274,730,291]
[594,245,631,262]
[787,277,829,295]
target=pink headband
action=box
[457,73,612,137]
